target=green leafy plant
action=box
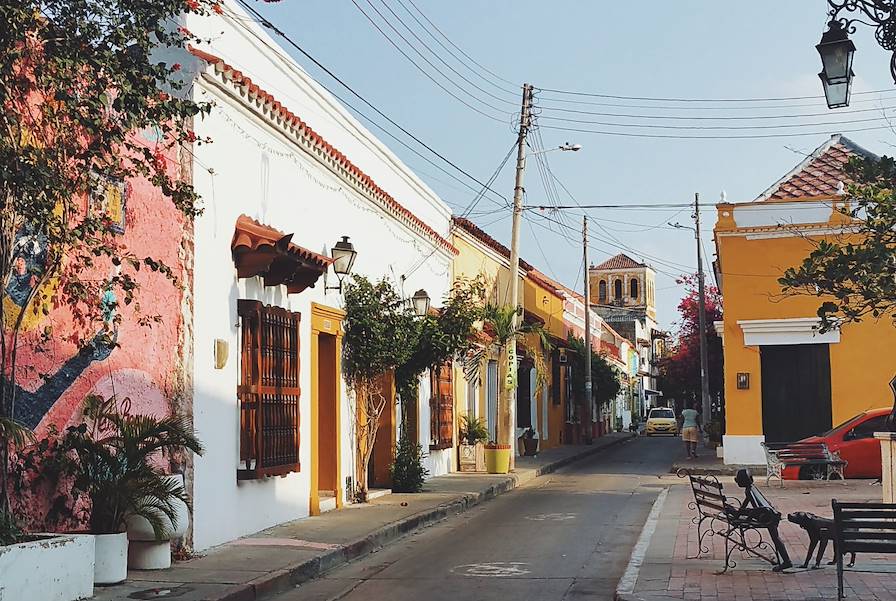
[61,395,204,537]
[458,414,488,446]
[566,334,622,408]
[389,432,428,493]
[0,507,22,546]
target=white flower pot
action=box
[0,534,94,601]
[94,532,128,585]
[125,474,189,570]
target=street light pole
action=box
[583,216,593,438]
[505,83,534,469]
[694,193,712,434]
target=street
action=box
[274,435,683,601]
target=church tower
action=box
[588,253,656,321]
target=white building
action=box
[168,1,456,551]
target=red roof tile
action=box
[189,47,457,255]
[592,253,646,271]
[452,216,534,272]
[756,134,878,201]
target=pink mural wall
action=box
[5,129,190,436]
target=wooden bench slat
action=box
[840,541,896,553]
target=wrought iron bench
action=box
[680,468,790,573]
[761,441,846,486]
[832,500,896,600]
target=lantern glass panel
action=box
[820,72,852,109]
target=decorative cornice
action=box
[189,47,457,256]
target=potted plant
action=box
[458,415,488,472]
[520,427,539,457]
[63,396,203,584]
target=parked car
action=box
[789,407,892,479]
[645,407,678,437]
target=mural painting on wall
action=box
[3,164,184,435]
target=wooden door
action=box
[760,344,832,443]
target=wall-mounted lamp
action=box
[736,372,750,390]
[326,236,357,294]
[411,288,431,317]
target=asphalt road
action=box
[274,435,685,601]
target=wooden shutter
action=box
[237,300,301,479]
[429,363,454,450]
[551,352,561,406]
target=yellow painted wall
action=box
[716,212,896,437]
[452,233,522,307]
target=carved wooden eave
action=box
[231,214,333,294]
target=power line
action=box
[534,101,896,121]
[534,86,896,103]
[379,0,520,103]
[233,0,508,205]
[350,0,511,121]
[459,141,516,218]
[402,0,519,88]
[536,122,894,139]
[536,113,896,131]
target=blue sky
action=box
[250,0,896,329]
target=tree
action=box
[1,0,215,516]
[566,334,622,425]
[658,275,723,429]
[779,155,896,330]
[779,154,896,426]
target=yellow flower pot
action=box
[484,444,511,474]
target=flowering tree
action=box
[658,275,723,430]
[1,0,216,519]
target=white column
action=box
[875,432,896,503]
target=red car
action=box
[786,408,892,479]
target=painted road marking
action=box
[616,486,669,596]
[524,512,578,521]
[451,562,531,577]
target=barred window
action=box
[237,300,301,479]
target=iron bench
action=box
[832,500,896,600]
[680,468,789,572]
[761,441,846,486]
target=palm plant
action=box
[463,304,551,444]
[459,414,488,445]
[63,395,203,538]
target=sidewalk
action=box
[670,450,766,477]
[617,475,895,601]
[94,433,632,601]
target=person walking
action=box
[680,402,701,459]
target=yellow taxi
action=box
[645,407,678,436]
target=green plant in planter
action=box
[62,395,204,537]
[459,415,488,446]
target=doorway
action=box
[316,333,338,511]
[486,360,498,441]
[368,372,395,489]
[760,344,832,443]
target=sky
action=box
[249,0,896,330]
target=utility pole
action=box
[505,83,533,470]
[583,215,593,440]
[694,193,712,436]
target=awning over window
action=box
[231,214,333,294]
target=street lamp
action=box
[326,235,357,293]
[529,142,583,156]
[411,289,431,317]
[817,20,856,109]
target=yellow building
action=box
[450,218,563,455]
[714,134,895,465]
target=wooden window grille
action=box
[237,299,301,479]
[429,363,454,450]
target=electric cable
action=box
[534,86,896,103]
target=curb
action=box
[218,435,633,601]
[614,486,669,601]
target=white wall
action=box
[186,9,452,549]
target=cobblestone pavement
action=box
[622,477,896,601]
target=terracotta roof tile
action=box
[592,253,646,271]
[189,47,457,255]
[756,134,878,201]
[452,216,534,272]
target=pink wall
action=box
[5,130,189,435]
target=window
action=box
[237,300,301,479]
[613,278,623,300]
[430,362,454,450]
[598,280,607,303]
[849,415,888,440]
[630,278,639,300]
[649,408,675,419]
